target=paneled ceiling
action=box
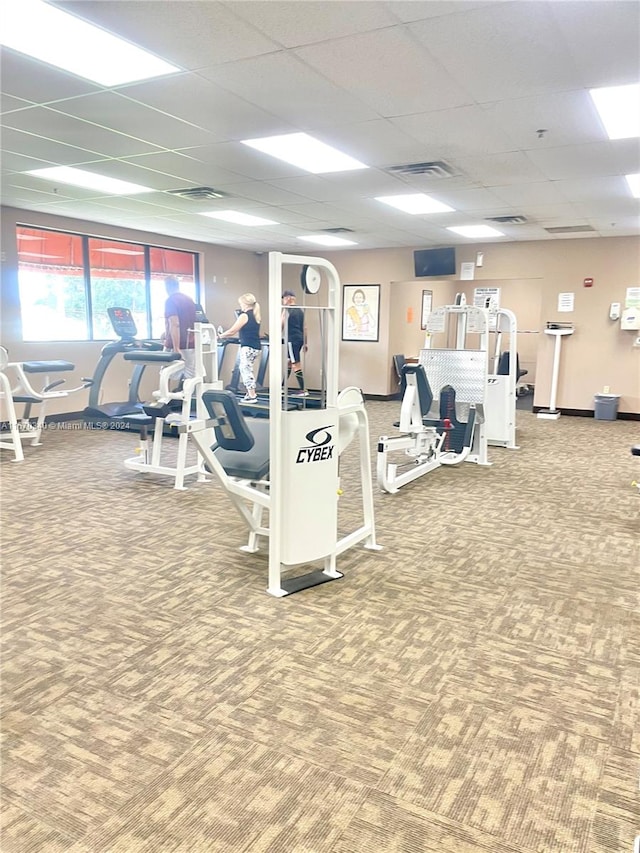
[1,0,639,251]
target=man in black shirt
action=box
[282,290,307,396]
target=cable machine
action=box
[182,252,380,597]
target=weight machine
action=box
[181,252,380,596]
[378,302,491,494]
[0,346,91,462]
[122,321,221,490]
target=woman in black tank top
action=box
[218,293,262,402]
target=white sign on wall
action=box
[460,262,475,280]
[557,292,575,312]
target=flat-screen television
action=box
[414,247,456,278]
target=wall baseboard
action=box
[532,407,640,421]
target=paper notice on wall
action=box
[626,287,640,308]
[426,309,446,333]
[460,262,475,280]
[474,287,501,310]
[557,292,574,312]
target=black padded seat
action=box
[22,360,74,373]
[632,445,640,457]
[202,389,270,481]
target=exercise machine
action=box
[84,307,163,422]
[181,252,380,596]
[0,346,91,461]
[419,301,491,466]
[377,363,479,494]
[122,321,221,490]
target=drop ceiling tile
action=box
[392,105,520,158]
[431,186,512,211]
[213,181,309,207]
[46,91,216,149]
[480,91,608,149]
[1,151,56,174]
[198,53,376,128]
[1,127,106,166]
[3,107,164,158]
[121,152,246,186]
[386,1,493,24]
[0,50,101,104]
[490,181,571,207]
[54,0,281,69]
[120,73,286,141]
[455,152,548,186]
[324,119,433,168]
[550,0,640,88]
[1,94,36,115]
[230,1,397,47]
[177,142,302,181]
[409,2,583,103]
[526,142,627,181]
[294,28,473,117]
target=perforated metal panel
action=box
[419,349,487,403]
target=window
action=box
[17,226,200,341]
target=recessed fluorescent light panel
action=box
[201,211,278,226]
[590,83,640,139]
[376,194,454,214]
[1,0,181,86]
[297,235,357,247]
[447,225,504,238]
[241,133,368,174]
[626,173,640,197]
[27,166,152,195]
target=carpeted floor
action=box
[1,403,638,853]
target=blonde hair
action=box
[239,292,261,324]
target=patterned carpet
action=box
[1,403,638,853]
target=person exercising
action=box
[164,276,197,380]
[282,289,308,396]
[218,293,262,402]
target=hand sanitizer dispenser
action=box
[609,303,621,321]
[621,307,640,330]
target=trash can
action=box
[593,394,620,420]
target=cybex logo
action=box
[295,426,335,463]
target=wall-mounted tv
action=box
[414,247,456,278]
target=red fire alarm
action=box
[584,277,594,287]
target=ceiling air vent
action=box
[386,160,456,178]
[544,225,595,234]
[322,227,354,233]
[486,215,528,224]
[165,187,228,200]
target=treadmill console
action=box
[108,307,138,340]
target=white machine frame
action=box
[420,302,491,467]
[377,363,481,494]
[0,348,88,462]
[123,322,220,489]
[484,306,521,449]
[183,252,380,597]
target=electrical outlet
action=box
[603,385,610,394]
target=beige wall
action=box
[2,205,639,415]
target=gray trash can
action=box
[593,394,620,420]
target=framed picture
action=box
[342,284,380,342]
[420,290,433,330]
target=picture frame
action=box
[342,284,380,342]
[420,290,433,330]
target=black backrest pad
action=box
[202,389,255,452]
[402,363,434,417]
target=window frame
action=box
[16,224,201,342]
